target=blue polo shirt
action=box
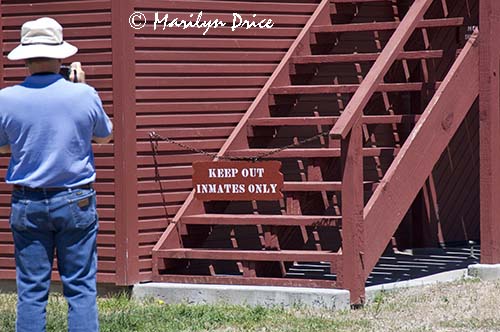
[0,73,113,188]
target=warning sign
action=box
[192,161,283,201]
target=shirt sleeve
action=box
[0,99,9,146]
[0,126,8,147]
[90,88,113,138]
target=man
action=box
[0,17,113,332]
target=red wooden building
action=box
[0,0,498,304]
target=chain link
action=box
[148,130,330,162]
[149,133,172,223]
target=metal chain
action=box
[149,133,171,224]
[248,131,330,161]
[149,131,331,228]
[149,130,330,162]
[148,131,336,226]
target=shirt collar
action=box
[21,73,64,88]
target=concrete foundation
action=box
[133,265,482,309]
[468,264,500,281]
[366,268,468,302]
[132,283,351,310]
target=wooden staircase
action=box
[152,0,479,304]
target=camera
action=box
[59,65,77,82]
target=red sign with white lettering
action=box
[192,161,283,201]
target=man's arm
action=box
[0,145,11,154]
[78,62,113,145]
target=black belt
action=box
[13,183,93,192]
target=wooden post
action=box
[480,0,500,264]
[338,119,365,305]
[112,0,140,284]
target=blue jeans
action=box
[9,187,99,332]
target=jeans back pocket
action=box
[69,190,97,229]
[9,197,28,231]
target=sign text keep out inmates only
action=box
[192,161,283,201]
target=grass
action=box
[1,278,500,331]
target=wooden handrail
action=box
[153,0,331,252]
[329,0,433,139]
[362,30,480,277]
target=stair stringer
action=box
[362,31,480,278]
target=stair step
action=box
[332,0,397,3]
[153,274,337,288]
[285,181,377,191]
[156,248,341,264]
[270,83,439,95]
[311,17,464,34]
[292,50,444,64]
[182,214,342,226]
[284,181,341,191]
[248,115,421,126]
[225,147,398,159]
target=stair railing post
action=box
[480,0,500,264]
[338,117,365,306]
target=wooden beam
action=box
[249,115,421,126]
[283,181,342,191]
[291,50,444,64]
[156,248,340,265]
[363,32,479,276]
[331,0,395,2]
[111,0,139,285]
[224,147,398,159]
[330,0,433,139]
[338,119,365,305]
[182,214,342,227]
[312,17,463,33]
[480,0,500,264]
[154,274,337,288]
[270,82,439,95]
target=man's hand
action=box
[93,134,113,144]
[69,62,86,83]
[0,145,11,154]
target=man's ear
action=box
[25,59,33,73]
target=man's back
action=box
[3,17,112,332]
[0,73,112,188]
